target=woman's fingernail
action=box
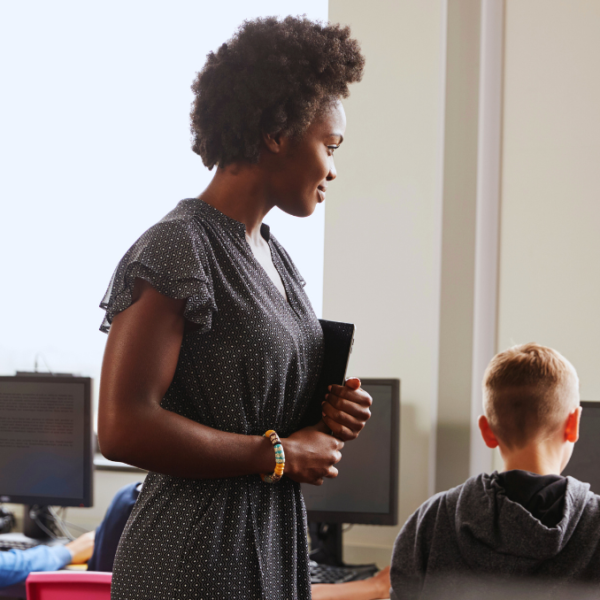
[328,385,332,391]
[322,412,327,417]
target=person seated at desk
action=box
[0,530,94,588]
[390,343,600,599]
[312,568,391,600]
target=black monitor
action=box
[302,378,400,565]
[563,400,600,494]
[0,375,93,537]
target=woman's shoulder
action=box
[147,198,207,236]
[100,199,217,333]
[160,198,204,224]
[128,199,214,260]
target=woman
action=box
[98,16,370,599]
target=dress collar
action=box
[194,198,270,241]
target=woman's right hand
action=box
[281,424,344,485]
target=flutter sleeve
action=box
[100,219,216,334]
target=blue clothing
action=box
[0,544,72,587]
[87,482,140,572]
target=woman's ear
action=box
[478,415,499,449]
[262,130,284,154]
[565,406,582,443]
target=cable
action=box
[48,507,75,541]
[29,507,60,540]
[33,352,54,375]
[50,507,92,537]
[55,520,89,534]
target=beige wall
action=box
[498,0,600,399]
[326,0,445,565]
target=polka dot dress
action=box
[100,199,324,599]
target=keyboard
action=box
[0,533,41,551]
[309,560,379,584]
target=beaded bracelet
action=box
[261,430,285,483]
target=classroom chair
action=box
[26,571,111,600]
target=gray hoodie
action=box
[390,472,600,599]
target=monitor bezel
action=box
[562,399,599,483]
[306,378,400,526]
[0,375,94,507]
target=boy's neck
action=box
[501,442,565,476]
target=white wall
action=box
[498,0,600,400]
[326,0,445,566]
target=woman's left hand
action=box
[321,377,372,441]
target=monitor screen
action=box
[563,400,600,494]
[0,375,93,507]
[302,379,399,525]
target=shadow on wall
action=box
[435,422,471,493]
[399,402,430,522]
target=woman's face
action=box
[266,100,347,218]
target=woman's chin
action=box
[277,200,317,218]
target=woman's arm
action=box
[98,279,343,483]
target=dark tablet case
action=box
[303,319,355,426]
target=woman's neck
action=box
[199,164,274,241]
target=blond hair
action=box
[483,343,579,449]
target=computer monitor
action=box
[563,400,600,494]
[302,378,400,564]
[0,374,93,535]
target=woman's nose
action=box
[326,161,337,181]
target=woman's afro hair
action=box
[190,16,364,169]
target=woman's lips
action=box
[317,188,326,203]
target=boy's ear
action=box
[565,406,582,443]
[478,415,499,449]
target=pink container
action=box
[26,571,112,600]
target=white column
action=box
[469,0,504,477]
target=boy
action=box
[390,343,600,598]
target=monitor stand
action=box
[308,522,344,566]
[23,505,53,540]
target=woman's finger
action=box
[322,414,358,441]
[322,400,365,432]
[325,465,339,478]
[344,377,361,390]
[328,384,373,407]
[324,394,371,421]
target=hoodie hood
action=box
[447,473,591,573]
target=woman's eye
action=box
[327,145,339,155]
